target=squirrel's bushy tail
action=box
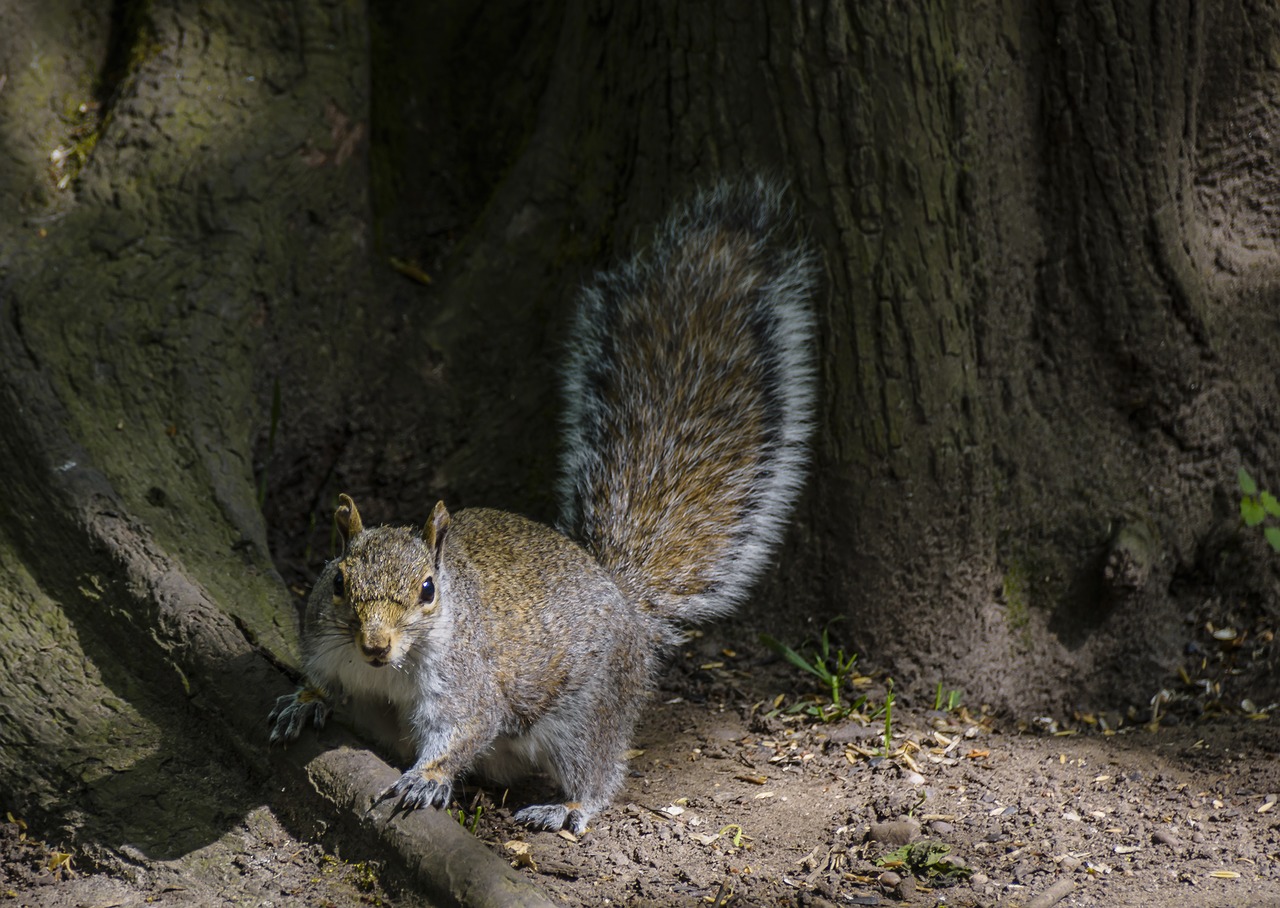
[558,177,818,625]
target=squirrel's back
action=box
[558,178,818,624]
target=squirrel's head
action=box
[323,494,452,668]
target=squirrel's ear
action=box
[335,493,364,544]
[424,501,450,566]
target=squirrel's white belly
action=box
[475,709,581,785]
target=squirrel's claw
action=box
[268,688,331,744]
[377,770,453,815]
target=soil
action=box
[0,805,405,908]
[4,612,1278,908]
[492,626,1280,908]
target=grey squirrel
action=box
[269,178,818,834]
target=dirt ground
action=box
[495,625,1280,908]
[0,805,406,908]
[3,606,1278,908]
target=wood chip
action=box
[1026,877,1076,908]
[503,841,537,871]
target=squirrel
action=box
[269,177,818,834]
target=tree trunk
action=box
[2,0,1278,896]
[342,0,1280,713]
[0,1,555,903]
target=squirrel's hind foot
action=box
[513,801,591,835]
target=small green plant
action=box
[759,624,862,721]
[934,682,963,712]
[717,824,747,848]
[878,678,895,755]
[1238,468,1280,552]
[348,860,381,893]
[452,802,484,834]
[876,840,972,880]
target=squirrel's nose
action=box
[358,623,393,664]
[360,639,391,663]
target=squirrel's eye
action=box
[333,571,345,598]
[419,577,436,605]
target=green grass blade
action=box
[759,633,828,681]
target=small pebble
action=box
[877,870,902,889]
[866,818,920,846]
[929,820,954,835]
[826,723,881,744]
[970,871,989,887]
[1152,828,1182,848]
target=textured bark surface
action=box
[2,0,1280,903]
[0,1,554,903]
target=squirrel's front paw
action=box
[376,770,453,813]
[268,687,331,744]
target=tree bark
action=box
[0,1,555,903]
[2,0,1279,896]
